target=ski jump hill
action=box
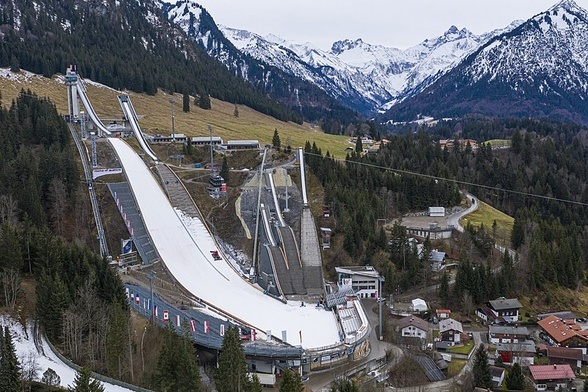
[108,138,341,350]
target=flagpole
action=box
[148,272,155,321]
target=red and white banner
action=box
[251,329,256,341]
[220,324,225,337]
[135,294,140,305]
[190,319,196,332]
[130,293,134,302]
[163,310,169,322]
[204,321,209,333]
[153,305,158,317]
[92,167,122,180]
[125,288,129,298]
[130,228,134,236]
[176,315,181,327]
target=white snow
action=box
[109,138,341,350]
[0,316,133,391]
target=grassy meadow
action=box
[0,69,351,158]
[459,199,514,247]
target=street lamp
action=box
[169,97,175,142]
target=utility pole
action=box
[284,169,290,213]
[169,97,175,142]
[208,125,214,174]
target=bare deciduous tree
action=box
[1,268,21,309]
[20,350,40,391]
[462,291,474,317]
[0,194,19,227]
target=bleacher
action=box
[108,182,159,264]
[338,302,362,336]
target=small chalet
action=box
[439,318,463,344]
[429,250,446,271]
[538,315,588,347]
[477,297,522,324]
[497,341,536,366]
[488,325,529,344]
[490,366,505,388]
[436,309,451,320]
[529,364,575,391]
[547,346,586,370]
[398,316,429,339]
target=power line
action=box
[303,151,588,208]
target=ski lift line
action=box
[118,95,158,162]
[298,148,309,206]
[75,80,112,137]
[302,151,588,208]
[267,172,286,227]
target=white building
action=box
[428,207,446,217]
[411,298,428,313]
[335,265,384,299]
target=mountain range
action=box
[159,0,588,125]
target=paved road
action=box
[446,193,478,233]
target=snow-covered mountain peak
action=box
[159,0,203,32]
[330,38,365,55]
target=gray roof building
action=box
[488,297,523,311]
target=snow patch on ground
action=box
[0,315,133,391]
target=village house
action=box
[398,316,429,339]
[436,309,451,320]
[497,340,536,366]
[546,346,586,370]
[538,315,588,347]
[488,325,529,344]
[490,366,505,388]
[439,318,463,344]
[529,364,575,391]
[476,297,523,324]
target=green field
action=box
[460,199,514,247]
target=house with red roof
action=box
[529,364,575,391]
[538,315,588,347]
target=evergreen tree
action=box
[42,368,61,386]
[0,325,21,392]
[198,92,211,110]
[182,93,190,113]
[355,136,363,154]
[279,368,303,392]
[234,104,239,118]
[221,156,230,183]
[246,374,263,392]
[68,367,105,392]
[215,326,248,392]
[473,344,492,389]
[505,362,524,390]
[439,270,450,307]
[272,129,281,150]
[152,323,202,392]
[330,379,360,392]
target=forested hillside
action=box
[306,118,588,301]
[0,0,301,124]
[0,91,197,389]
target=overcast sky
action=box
[197,0,588,50]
